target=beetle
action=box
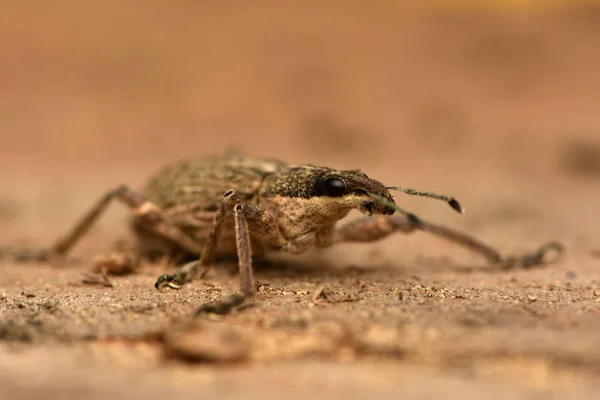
[19,154,563,296]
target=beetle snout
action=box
[367,197,396,215]
[383,203,396,215]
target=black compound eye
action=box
[322,178,346,197]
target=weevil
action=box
[14,154,563,296]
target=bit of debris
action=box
[398,292,404,303]
[254,280,270,292]
[162,320,251,363]
[92,252,137,276]
[82,269,114,287]
[195,293,247,316]
[310,286,360,304]
[312,285,329,303]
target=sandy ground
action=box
[2,1,600,398]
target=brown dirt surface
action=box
[2,1,600,399]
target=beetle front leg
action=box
[155,190,286,296]
[335,215,563,269]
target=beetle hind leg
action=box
[5,185,203,264]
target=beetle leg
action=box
[335,215,564,269]
[7,185,202,263]
[155,190,286,296]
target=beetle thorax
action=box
[259,194,355,240]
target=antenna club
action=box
[449,198,464,214]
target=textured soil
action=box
[2,1,600,399]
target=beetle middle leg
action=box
[335,215,563,268]
[155,190,287,296]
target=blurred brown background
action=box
[1,0,600,249]
[3,2,600,399]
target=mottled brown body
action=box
[135,155,397,261]
[27,154,562,297]
[134,155,287,260]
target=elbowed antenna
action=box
[386,186,464,214]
